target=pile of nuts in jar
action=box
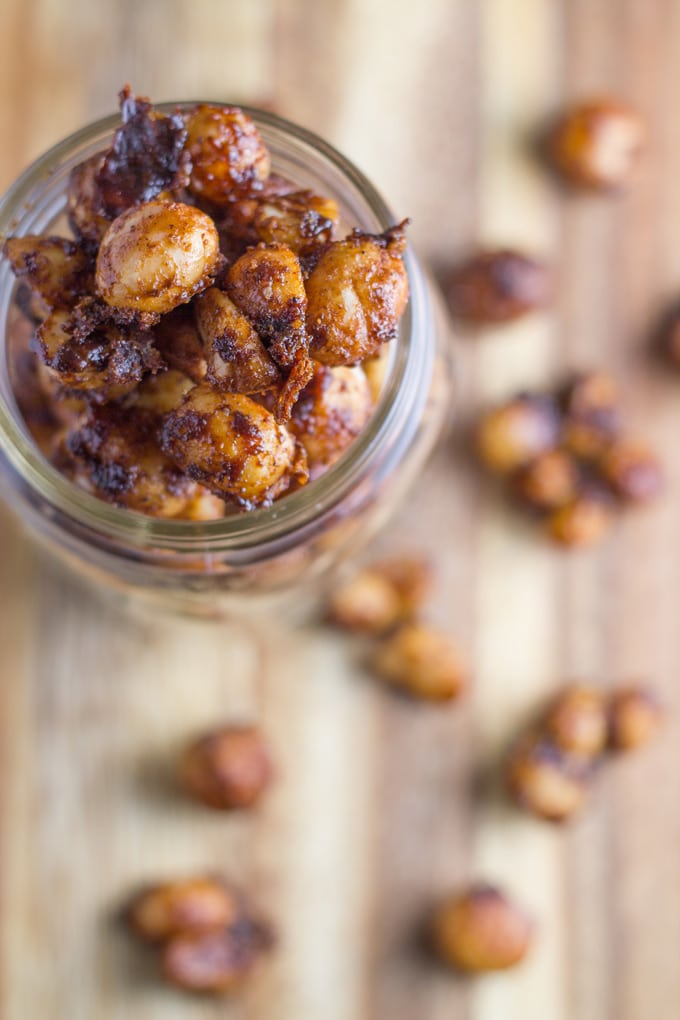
[3,86,409,517]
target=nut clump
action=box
[431,885,534,972]
[181,725,274,810]
[546,98,645,190]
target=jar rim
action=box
[0,103,432,555]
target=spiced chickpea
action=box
[195,286,280,394]
[184,104,271,202]
[290,364,373,476]
[608,685,663,751]
[181,726,274,810]
[162,917,274,994]
[476,394,560,475]
[446,249,550,324]
[544,684,608,758]
[252,190,339,254]
[547,99,645,190]
[512,449,581,512]
[598,438,664,504]
[328,556,433,633]
[545,491,613,548]
[431,885,533,973]
[507,733,592,822]
[371,623,465,701]
[3,236,93,313]
[560,371,621,461]
[128,878,240,942]
[154,306,207,383]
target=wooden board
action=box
[1,1,680,1017]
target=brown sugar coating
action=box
[128,878,241,942]
[446,249,550,324]
[4,89,411,519]
[181,725,274,810]
[431,885,534,973]
[547,98,645,190]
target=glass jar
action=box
[0,104,452,616]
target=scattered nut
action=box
[476,395,561,475]
[507,733,592,822]
[598,438,664,504]
[608,685,663,751]
[181,726,274,810]
[327,556,433,634]
[162,917,275,994]
[512,449,581,512]
[545,491,613,548]
[128,878,240,942]
[446,249,550,324]
[544,684,608,757]
[546,98,645,190]
[371,623,465,701]
[431,885,533,973]
[560,371,622,461]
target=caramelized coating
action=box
[507,733,591,821]
[97,85,189,217]
[181,725,274,810]
[547,98,645,190]
[195,287,280,394]
[306,223,409,366]
[431,886,533,972]
[371,623,465,701]
[67,404,223,518]
[153,306,207,383]
[290,364,373,475]
[128,878,240,942]
[252,191,339,255]
[512,449,581,512]
[545,491,613,548]
[446,250,550,324]
[328,556,432,633]
[226,243,307,368]
[273,349,315,423]
[608,685,663,751]
[476,395,560,474]
[162,917,274,994]
[560,371,621,461]
[160,385,306,506]
[3,236,93,312]
[96,200,221,315]
[598,438,664,504]
[184,104,270,203]
[67,154,112,245]
[544,684,608,757]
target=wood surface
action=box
[1,1,679,1018]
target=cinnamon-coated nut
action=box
[446,249,550,324]
[371,623,465,701]
[431,885,533,972]
[128,878,240,942]
[544,684,608,757]
[507,732,592,821]
[547,99,645,190]
[182,726,274,810]
[598,438,664,504]
[476,395,561,475]
[608,685,663,751]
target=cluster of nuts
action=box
[475,371,663,547]
[508,682,662,822]
[4,86,409,517]
[327,556,466,701]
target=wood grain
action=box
[1,1,680,1018]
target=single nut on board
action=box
[327,556,433,634]
[559,371,622,461]
[371,623,465,701]
[598,438,664,504]
[608,684,663,751]
[507,732,592,822]
[446,249,550,325]
[544,684,608,758]
[476,394,561,475]
[128,877,240,942]
[545,491,613,548]
[431,884,534,972]
[512,448,581,513]
[546,98,645,190]
[181,725,274,810]
[162,916,275,994]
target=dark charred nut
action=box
[306,223,410,366]
[598,438,664,504]
[370,623,465,701]
[546,98,645,190]
[181,726,274,810]
[162,916,275,994]
[128,878,241,942]
[95,200,222,316]
[544,684,608,757]
[431,885,533,973]
[545,490,613,548]
[184,104,271,203]
[476,394,561,475]
[608,685,663,751]
[511,449,581,513]
[446,249,550,325]
[507,732,592,821]
[559,371,622,461]
[327,556,433,633]
[289,364,373,476]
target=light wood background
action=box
[1,1,680,1018]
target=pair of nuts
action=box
[508,683,663,822]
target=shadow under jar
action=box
[0,104,452,617]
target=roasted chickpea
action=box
[289,364,373,475]
[160,385,306,506]
[544,684,608,757]
[476,394,560,475]
[608,685,663,751]
[547,99,645,190]
[181,725,274,810]
[431,885,533,973]
[512,449,581,512]
[195,286,280,394]
[371,623,465,701]
[507,733,592,821]
[154,306,207,383]
[328,556,433,633]
[96,200,221,316]
[162,917,274,994]
[184,104,270,203]
[446,249,550,324]
[252,190,339,254]
[128,877,240,942]
[127,368,195,414]
[545,491,613,548]
[306,223,409,366]
[599,438,663,504]
[3,236,93,312]
[560,371,621,460]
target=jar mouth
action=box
[0,104,431,554]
